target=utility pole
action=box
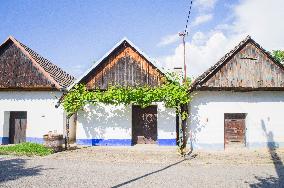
[179,32,187,81]
[178,31,188,155]
[178,0,193,155]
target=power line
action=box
[179,0,194,80]
[184,0,193,35]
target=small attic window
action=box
[240,56,258,60]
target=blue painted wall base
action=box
[0,137,176,146]
[26,137,44,144]
[0,137,44,145]
[157,139,176,146]
[190,141,284,150]
[2,136,282,149]
[76,138,177,146]
[0,137,9,145]
[247,142,284,149]
[76,139,132,146]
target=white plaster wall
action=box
[76,103,176,141]
[189,91,284,149]
[76,103,132,140]
[0,91,64,140]
[156,102,176,140]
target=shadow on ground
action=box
[0,158,44,183]
[249,120,284,187]
[111,158,187,188]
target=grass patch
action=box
[0,142,53,156]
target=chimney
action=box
[173,67,183,77]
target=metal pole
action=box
[179,32,187,80]
[183,35,186,81]
[178,32,188,155]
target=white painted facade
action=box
[157,103,176,142]
[76,103,132,145]
[0,91,65,144]
[76,102,176,146]
[189,91,284,150]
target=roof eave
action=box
[8,36,62,90]
[190,36,284,92]
[68,37,165,90]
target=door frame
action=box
[224,113,247,149]
[9,111,27,144]
[131,105,158,145]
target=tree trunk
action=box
[68,113,77,144]
[180,104,188,154]
[176,108,180,146]
[65,117,70,150]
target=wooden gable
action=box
[0,36,74,90]
[0,39,55,90]
[79,39,164,90]
[192,36,284,91]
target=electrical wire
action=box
[184,0,193,35]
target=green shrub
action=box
[0,142,53,156]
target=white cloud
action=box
[232,0,284,50]
[158,32,240,78]
[215,23,232,31]
[191,32,207,45]
[192,14,213,27]
[195,0,218,11]
[157,0,284,79]
[157,33,179,47]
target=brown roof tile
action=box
[12,38,75,89]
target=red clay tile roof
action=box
[9,36,75,89]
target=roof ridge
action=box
[190,35,253,90]
[9,36,75,89]
[190,35,284,91]
[122,37,164,73]
[68,37,164,90]
[18,40,75,78]
[8,36,62,89]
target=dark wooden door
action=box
[224,113,246,148]
[132,105,157,145]
[9,112,27,144]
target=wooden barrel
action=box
[43,133,63,152]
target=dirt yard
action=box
[45,145,284,165]
[1,146,284,187]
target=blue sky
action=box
[1,0,283,78]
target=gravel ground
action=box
[1,146,284,188]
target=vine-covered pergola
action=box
[62,73,192,154]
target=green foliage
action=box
[63,72,192,118]
[272,50,284,63]
[63,72,191,154]
[0,142,53,156]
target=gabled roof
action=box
[190,35,284,91]
[68,37,163,90]
[0,36,75,90]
